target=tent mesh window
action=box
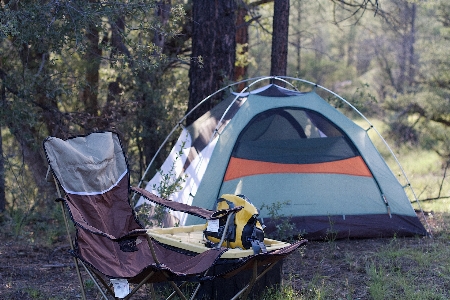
[232,107,360,164]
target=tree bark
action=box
[234,4,249,92]
[295,1,302,74]
[0,127,4,213]
[270,0,290,80]
[407,3,417,87]
[100,14,129,130]
[79,22,102,129]
[138,0,173,171]
[154,0,171,50]
[187,0,237,125]
[12,43,59,208]
[0,72,5,212]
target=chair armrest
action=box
[131,187,214,219]
[132,187,243,220]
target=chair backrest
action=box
[43,131,142,237]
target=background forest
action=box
[0,0,449,237]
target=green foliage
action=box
[137,140,187,228]
[260,200,298,241]
[325,215,338,244]
[153,141,188,200]
[24,287,42,299]
[84,279,95,291]
[279,213,450,300]
[363,233,450,300]
[260,283,299,300]
[1,0,449,246]
[296,273,333,300]
[1,2,449,298]
[0,0,189,228]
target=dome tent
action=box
[135,77,428,240]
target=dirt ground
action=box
[0,224,435,300]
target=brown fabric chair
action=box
[44,131,306,300]
[43,132,233,300]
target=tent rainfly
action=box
[135,77,428,240]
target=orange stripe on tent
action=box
[224,156,373,181]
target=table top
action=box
[147,224,291,259]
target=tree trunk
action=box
[13,43,59,208]
[234,4,249,92]
[347,25,356,67]
[139,0,173,171]
[408,3,417,87]
[100,14,129,130]
[187,0,237,125]
[0,127,4,213]
[270,0,290,80]
[0,73,5,213]
[154,0,171,50]
[79,22,101,129]
[295,1,302,74]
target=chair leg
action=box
[167,281,188,300]
[189,266,212,300]
[189,282,202,300]
[79,261,111,300]
[72,256,87,300]
[230,261,279,300]
[146,235,188,300]
[56,189,88,300]
[241,260,260,300]
[149,283,156,299]
[166,282,187,300]
[123,271,155,300]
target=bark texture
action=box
[270,0,290,79]
[187,0,237,125]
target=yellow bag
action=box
[204,194,265,252]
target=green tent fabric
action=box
[137,82,427,240]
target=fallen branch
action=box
[417,196,450,202]
[41,263,76,269]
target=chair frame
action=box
[44,131,305,300]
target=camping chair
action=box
[43,131,242,300]
[43,131,306,299]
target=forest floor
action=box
[0,211,447,300]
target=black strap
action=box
[248,226,267,254]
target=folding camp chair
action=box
[43,131,244,300]
[43,131,306,299]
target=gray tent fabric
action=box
[136,81,427,240]
[187,91,427,239]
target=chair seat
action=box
[73,227,227,280]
